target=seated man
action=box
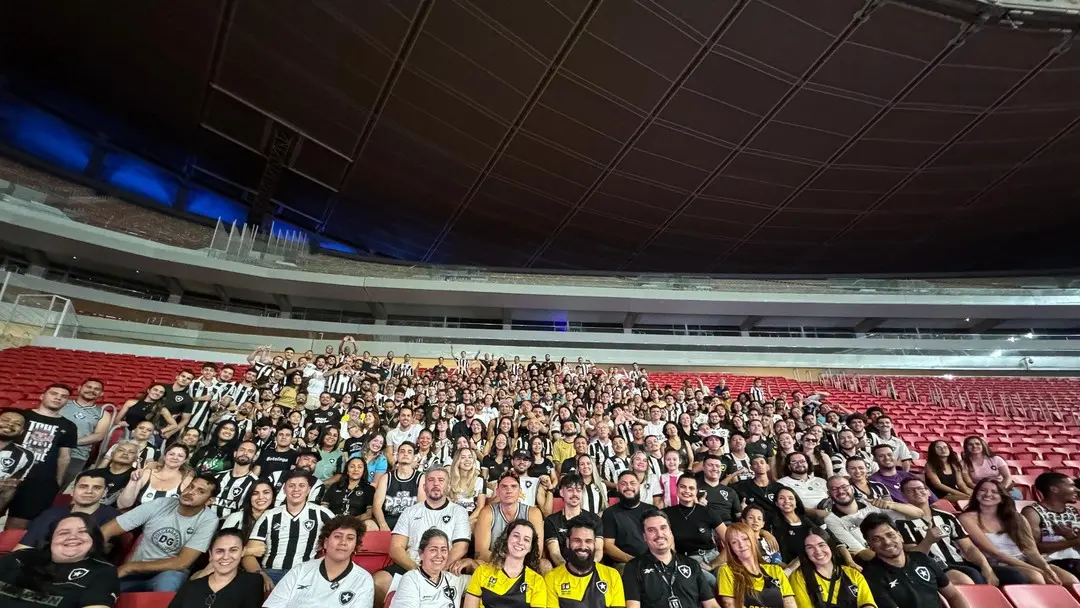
[544,516,625,608]
[102,475,221,592]
[474,472,545,563]
[821,474,923,563]
[860,513,970,608]
[543,474,603,573]
[16,471,117,550]
[601,471,657,570]
[269,450,326,505]
[0,409,35,514]
[82,440,137,505]
[869,444,936,504]
[372,466,472,605]
[243,470,334,588]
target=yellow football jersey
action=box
[466,562,553,608]
[544,563,626,608]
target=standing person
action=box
[959,478,1075,584]
[464,519,551,608]
[601,471,658,569]
[543,474,604,571]
[0,409,34,514]
[263,516,374,608]
[474,473,545,563]
[212,440,259,518]
[623,512,719,608]
[15,472,117,550]
[59,378,112,489]
[374,467,472,605]
[663,473,726,584]
[103,476,221,592]
[166,529,264,608]
[897,478,1022,587]
[373,441,422,531]
[0,513,119,608]
[160,371,197,440]
[789,531,876,608]
[1023,472,1080,579]
[717,523,795,608]
[242,470,334,588]
[392,529,467,608]
[860,513,970,608]
[545,516,625,608]
[5,384,78,530]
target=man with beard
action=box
[830,428,877,475]
[82,439,137,506]
[821,474,923,563]
[601,471,658,570]
[212,440,259,518]
[6,384,77,530]
[777,452,829,519]
[59,378,112,488]
[545,516,625,607]
[860,513,969,608]
[0,409,34,514]
[269,451,325,505]
[374,467,472,605]
[623,512,718,608]
[544,474,603,571]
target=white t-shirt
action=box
[777,475,830,507]
[392,569,465,608]
[392,500,472,562]
[303,365,327,397]
[386,424,422,449]
[264,558,374,608]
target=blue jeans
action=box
[119,570,189,592]
[265,568,289,584]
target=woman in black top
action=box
[191,421,240,474]
[773,487,813,568]
[322,457,376,525]
[0,513,119,608]
[118,383,171,429]
[527,436,556,479]
[482,432,512,483]
[169,529,263,608]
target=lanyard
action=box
[655,557,679,598]
[822,572,840,608]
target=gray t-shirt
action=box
[116,496,218,562]
[60,400,106,461]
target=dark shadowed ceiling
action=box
[3,0,1080,274]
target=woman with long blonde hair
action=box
[448,447,488,525]
[574,454,607,514]
[718,522,796,608]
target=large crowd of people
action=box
[0,340,1078,608]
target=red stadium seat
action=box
[952,585,1012,608]
[1004,584,1080,608]
[0,529,25,554]
[1012,475,1038,500]
[932,500,957,513]
[116,593,177,608]
[353,530,392,573]
[552,497,564,513]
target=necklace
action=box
[681,504,696,519]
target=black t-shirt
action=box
[255,447,298,479]
[720,453,754,482]
[693,473,740,523]
[322,481,375,517]
[527,459,556,479]
[544,510,602,560]
[82,467,133,506]
[481,455,508,482]
[20,411,78,481]
[309,409,342,428]
[167,570,263,608]
[746,438,775,459]
[733,479,785,530]
[861,551,949,608]
[601,500,657,556]
[663,504,724,557]
[0,551,119,608]
[343,437,365,458]
[432,365,448,376]
[623,553,713,608]
[162,386,194,419]
[559,458,581,476]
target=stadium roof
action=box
[3,0,1080,274]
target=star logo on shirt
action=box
[339,591,355,605]
[889,579,899,588]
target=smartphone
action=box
[697,490,707,500]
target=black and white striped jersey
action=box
[602,456,630,484]
[225,383,260,407]
[614,420,634,442]
[250,503,335,570]
[189,378,222,401]
[0,442,34,480]
[251,361,274,383]
[324,371,354,397]
[212,470,258,518]
[393,362,414,378]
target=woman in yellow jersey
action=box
[465,518,551,608]
[718,523,796,608]
[789,531,875,608]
